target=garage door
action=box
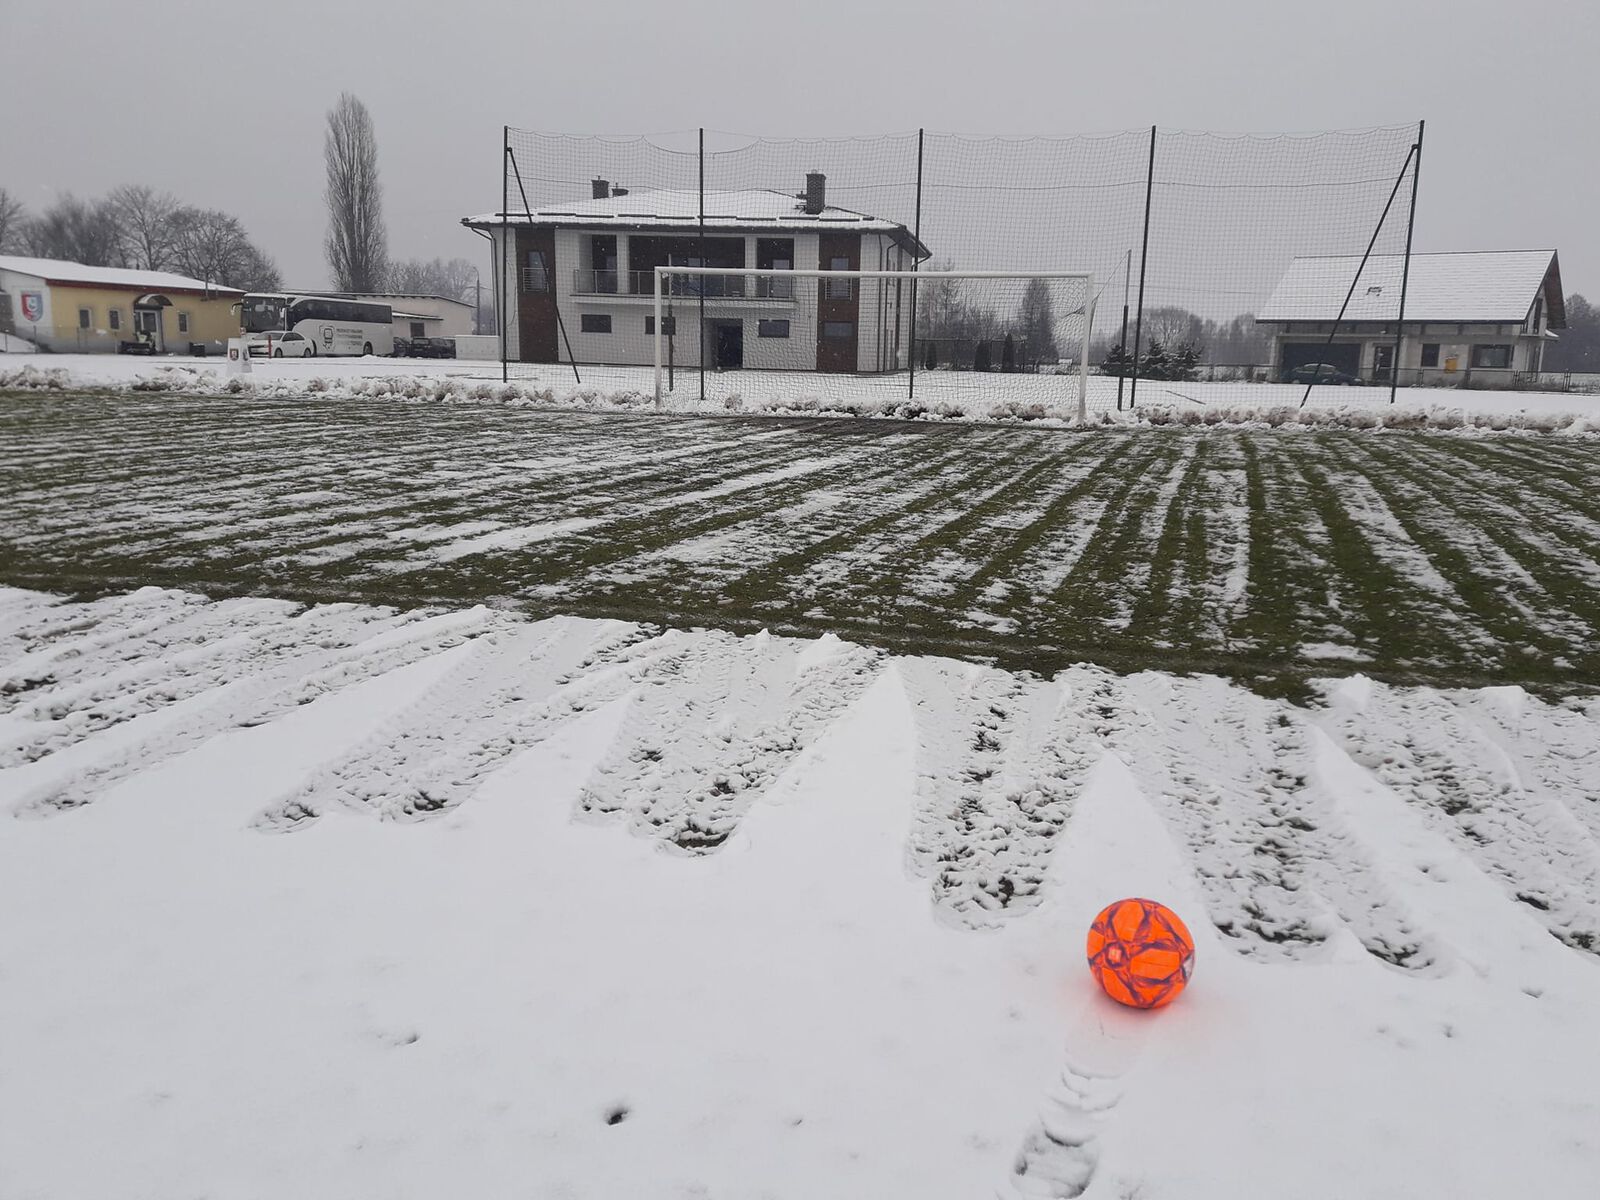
[1280,342,1359,381]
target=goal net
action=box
[648,268,1098,419]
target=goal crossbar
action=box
[653,267,1097,419]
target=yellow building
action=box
[0,255,244,355]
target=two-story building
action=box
[462,173,929,373]
[1256,249,1565,387]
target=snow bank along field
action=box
[9,352,1600,433]
[3,375,1600,1198]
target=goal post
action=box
[653,267,1097,420]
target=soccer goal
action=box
[651,267,1098,420]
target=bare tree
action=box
[169,208,280,290]
[0,187,27,254]
[1141,305,1206,351]
[323,93,388,291]
[109,184,181,270]
[236,244,283,293]
[23,193,123,266]
[387,256,477,301]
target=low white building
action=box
[462,173,929,373]
[1257,249,1565,387]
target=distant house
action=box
[1256,250,1564,387]
[0,255,244,354]
[461,173,929,373]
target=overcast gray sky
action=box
[5,0,1595,297]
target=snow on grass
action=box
[3,586,1600,1198]
[427,517,604,562]
[6,392,1600,695]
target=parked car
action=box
[1286,362,1363,385]
[246,330,315,358]
[393,336,456,359]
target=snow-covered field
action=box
[7,352,1600,433]
[2,585,1598,1199]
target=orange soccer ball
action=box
[1086,898,1195,1009]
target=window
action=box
[410,322,426,338]
[580,313,612,334]
[78,307,92,329]
[1470,344,1513,369]
[1531,298,1544,330]
[644,315,676,336]
[1420,343,1439,368]
[822,320,854,339]
[524,250,550,292]
[756,236,794,299]
[757,238,794,270]
[177,311,190,334]
[757,319,790,338]
[826,255,852,300]
[108,309,122,331]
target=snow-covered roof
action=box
[0,254,244,297]
[463,187,923,246]
[325,291,476,308]
[1257,250,1562,326]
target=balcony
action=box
[570,269,800,302]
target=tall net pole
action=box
[1390,119,1425,405]
[500,125,509,384]
[908,128,924,400]
[698,127,706,403]
[1116,248,1130,409]
[1127,125,1156,409]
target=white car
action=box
[246,330,316,358]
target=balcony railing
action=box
[570,269,801,301]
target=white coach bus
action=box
[236,293,394,357]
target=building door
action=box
[1373,343,1394,383]
[714,321,743,370]
[815,231,860,373]
[133,307,164,352]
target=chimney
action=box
[592,178,610,199]
[803,171,826,215]
[611,186,628,197]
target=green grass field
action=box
[4,390,1598,697]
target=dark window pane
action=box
[581,313,612,334]
[758,319,790,338]
[822,321,853,339]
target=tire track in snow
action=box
[900,659,1105,924]
[1113,674,1440,969]
[576,631,883,850]
[1319,681,1600,957]
[1463,691,1600,849]
[253,618,662,828]
[1,594,313,757]
[8,607,495,816]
